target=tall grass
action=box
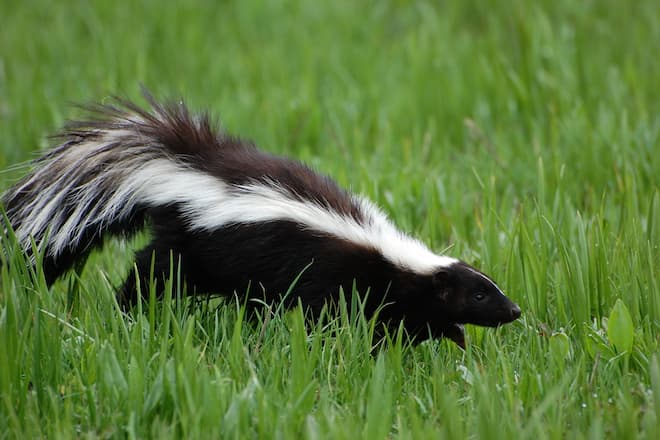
[1,0,658,438]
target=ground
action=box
[0,0,658,438]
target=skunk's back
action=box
[2,93,452,283]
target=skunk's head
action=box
[409,261,520,347]
[434,261,521,326]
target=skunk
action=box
[1,94,520,347]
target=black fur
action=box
[117,216,519,346]
[1,94,521,347]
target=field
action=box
[0,0,658,438]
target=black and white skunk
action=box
[1,94,520,347]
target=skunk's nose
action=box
[510,304,521,320]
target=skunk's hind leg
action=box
[117,242,187,310]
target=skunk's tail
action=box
[1,94,224,282]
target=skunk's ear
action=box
[432,268,451,288]
[432,268,452,301]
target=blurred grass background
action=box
[0,0,658,438]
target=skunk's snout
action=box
[499,301,521,324]
[510,303,521,320]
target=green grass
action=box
[1,0,658,438]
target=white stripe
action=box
[194,183,457,274]
[149,175,456,274]
[463,265,506,296]
[11,137,457,274]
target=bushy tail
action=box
[1,93,223,282]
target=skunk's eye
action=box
[474,293,486,301]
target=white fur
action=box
[463,265,506,296]
[190,182,456,273]
[9,128,457,274]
